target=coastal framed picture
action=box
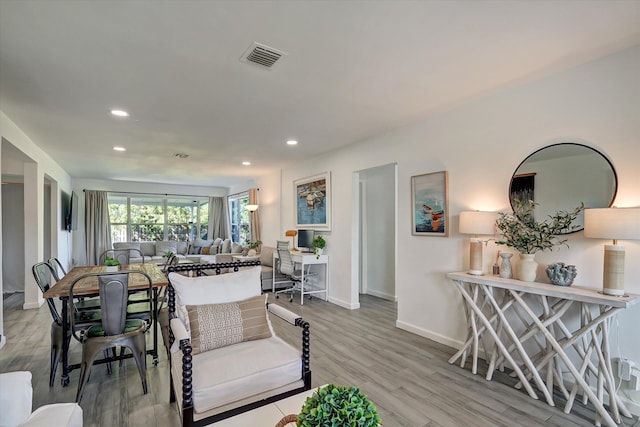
[411,171,448,236]
[294,172,331,230]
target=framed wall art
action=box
[294,171,331,230]
[411,171,448,236]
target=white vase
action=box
[499,253,513,279]
[518,253,538,282]
[314,247,324,257]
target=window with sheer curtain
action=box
[108,195,208,242]
[228,194,252,244]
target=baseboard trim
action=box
[23,299,44,310]
[395,320,463,350]
[366,289,397,302]
[328,297,359,310]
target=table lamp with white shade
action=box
[584,207,640,296]
[459,211,499,275]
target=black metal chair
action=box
[47,257,67,278]
[31,262,101,387]
[69,271,152,402]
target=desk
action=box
[273,252,328,305]
[447,272,639,427]
[43,263,168,386]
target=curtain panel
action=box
[249,188,261,242]
[208,196,230,239]
[84,190,112,265]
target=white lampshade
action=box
[246,204,259,212]
[459,211,499,236]
[584,207,640,296]
[584,208,640,241]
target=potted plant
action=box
[495,199,583,281]
[246,240,262,256]
[292,384,381,427]
[311,235,326,259]
[104,256,120,272]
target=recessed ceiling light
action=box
[174,153,189,159]
[113,146,126,152]
[110,109,130,117]
[242,161,251,166]
[287,140,298,145]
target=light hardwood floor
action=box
[1,292,638,426]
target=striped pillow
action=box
[186,295,271,354]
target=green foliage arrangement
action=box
[312,235,326,250]
[163,250,175,258]
[496,199,584,254]
[104,256,120,267]
[297,384,381,427]
[248,240,263,250]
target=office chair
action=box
[274,241,316,303]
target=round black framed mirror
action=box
[509,143,617,234]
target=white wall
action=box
[0,112,74,346]
[359,164,396,300]
[263,45,640,408]
[71,178,230,266]
[1,182,25,293]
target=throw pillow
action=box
[231,243,243,254]
[201,246,210,255]
[221,239,231,253]
[169,267,262,334]
[186,294,271,354]
[192,246,203,254]
[155,241,177,257]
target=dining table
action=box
[43,263,169,387]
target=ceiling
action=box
[1,1,639,189]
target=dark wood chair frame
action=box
[166,260,311,427]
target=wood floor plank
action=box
[2,292,637,426]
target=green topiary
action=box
[297,384,381,427]
[104,256,120,267]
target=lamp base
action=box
[602,244,625,296]
[468,239,484,276]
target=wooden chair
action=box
[166,261,311,426]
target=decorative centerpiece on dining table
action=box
[104,256,120,272]
[495,199,583,282]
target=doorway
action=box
[357,163,397,301]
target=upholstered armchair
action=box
[0,371,83,427]
[165,263,311,427]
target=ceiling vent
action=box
[240,42,287,69]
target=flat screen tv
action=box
[297,229,314,253]
[62,190,78,231]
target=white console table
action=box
[273,252,329,305]
[447,272,639,427]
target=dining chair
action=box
[69,271,152,402]
[274,241,317,302]
[47,257,67,278]
[31,262,101,387]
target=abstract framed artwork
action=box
[411,171,449,236]
[294,171,331,230]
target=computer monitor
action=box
[297,229,315,253]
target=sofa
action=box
[0,371,83,427]
[112,238,244,264]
